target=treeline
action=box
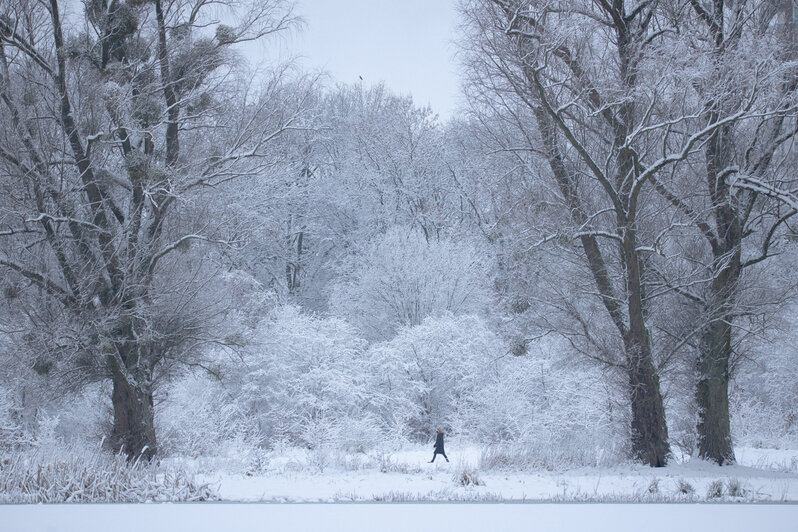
[1,0,797,466]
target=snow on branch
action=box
[147,234,239,276]
[732,175,798,212]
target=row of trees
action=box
[459,0,798,465]
[1,0,797,467]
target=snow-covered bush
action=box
[157,373,259,459]
[0,335,36,451]
[455,465,483,486]
[469,337,626,469]
[0,353,109,452]
[366,314,503,440]
[730,306,798,449]
[731,372,798,450]
[51,383,111,445]
[0,385,27,451]
[231,305,373,450]
[365,314,625,466]
[330,226,494,340]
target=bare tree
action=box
[460,0,798,466]
[652,0,798,464]
[461,0,680,466]
[0,0,305,458]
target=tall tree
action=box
[462,0,682,466]
[0,0,302,458]
[460,0,798,466]
[657,0,798,464]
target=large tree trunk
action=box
[110,366,157,460]
[696,319,734,464]
[696,244,739,464]
[530,91,671,466]
[623,227,670,467]
[626,341,670,467]
[697,89,741,463]
[509,1,671,466]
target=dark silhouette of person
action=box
[429,427,449,463]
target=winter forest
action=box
[2,0,798,507]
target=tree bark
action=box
[626,337,670,466]
[696,319,734,464]
[696,232,739,464]
[696,83,741,462]
[622,223,670,467]
[110,365,157,460]
[154,0,180,168]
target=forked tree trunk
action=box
[509,1,671,467]
[110,367,157,460]
[529,91,671,467]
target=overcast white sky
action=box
[278,0,462,119]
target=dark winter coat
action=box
[434,432,445,453]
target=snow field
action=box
[190,446,798,503]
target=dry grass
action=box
[0,447,217,503]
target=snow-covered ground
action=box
[180,446,798,503]
[3,446,798,531]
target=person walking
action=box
[429,427,449,463]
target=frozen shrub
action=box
[706,479,724,499]
[730,305,798,450]
[335,414,384,453]
[366,316,626,467]
[647,478,660,494]
[0,386,26,451]
[0,373,108,452]
[727,478,746,498]
[675,479,695,495]
[367,314,504,441]
[157,373,259,458]
[377,454,422,474]
[330,226,494,341]
[52,383,111,445]
[455,466,483,487]
[479,446,537,471]
[230,305,371,449]
[466,336,626,468]
[308,447,332,473]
